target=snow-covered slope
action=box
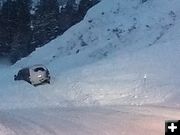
[0,0,180,134]
[0,0,180,110]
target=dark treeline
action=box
[0,0,99,63]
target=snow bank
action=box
[0,0,180,134]
[0,0,179,109]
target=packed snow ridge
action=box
[0,0,180,110]
[0,0,180,135]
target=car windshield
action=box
[34,67,45,72]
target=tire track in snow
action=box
[0,106,179,135]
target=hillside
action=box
[0,0,180,134]
[0,0,178,108]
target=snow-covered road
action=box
[0,105,179,135]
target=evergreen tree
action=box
[1,0,18,45]
[15,0,31,32]
[9,0,32,63]
[38,0,59,15]
[0,0,99,63]
[58,0,77,32]
[79,0,99,16]
[31,0,59,48]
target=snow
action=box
[0,106,179,135]
[0,0,180,134]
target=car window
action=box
[34,67,45,72]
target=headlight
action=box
[38,75,42,78]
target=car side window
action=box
[34,67,45,72]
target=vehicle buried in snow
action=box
[14,64,50,86]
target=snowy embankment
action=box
[0,0,180,134]
[0,0,179,109]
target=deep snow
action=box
[0,0,180,134]
[0,0,179,109]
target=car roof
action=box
[30,64,48,70]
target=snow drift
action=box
[0,0,179,109]
[0,0,180,135]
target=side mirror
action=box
[14,75,17,80]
